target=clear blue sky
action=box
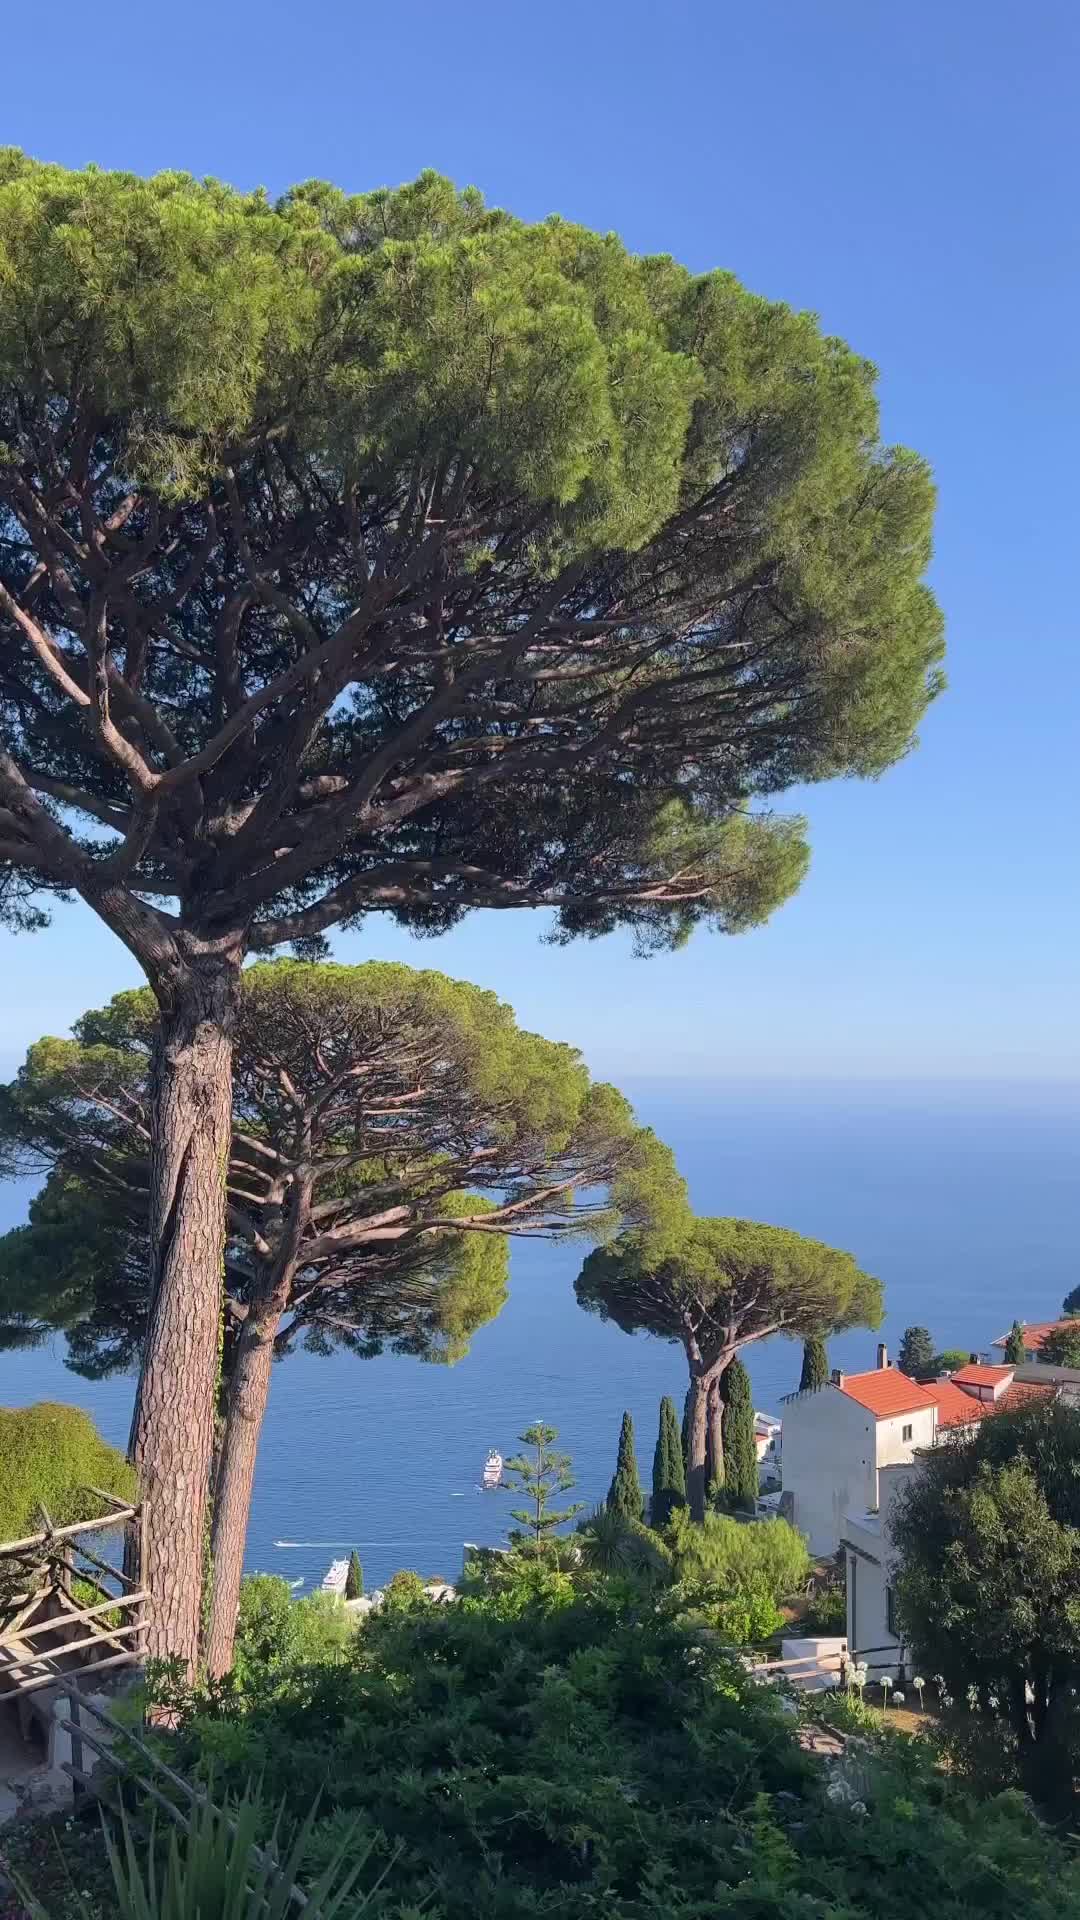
[1,0,1076,1086]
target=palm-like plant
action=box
[15,1782,383,1919]
[576,1505,672,1585]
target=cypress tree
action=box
[652,1396,687,1527]
[1004,1320,1026,1364]
[899,1326,937,1379]
[607,1411,644,1522]
[722,1359,759,1511]
[345,1550,364,1600]
[799,1337,830,1391]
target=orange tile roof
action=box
[837,1369,939,1419]
[932,1381,989,1428]
[951,1364,1012,1388]
[999,1381,1056,1411]
[993,1319,1074,1351]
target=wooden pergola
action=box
[0,1491,150,1706]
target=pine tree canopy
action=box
[577,1216,882,1366]
[0,156,943,964]
[0,959,679,1369]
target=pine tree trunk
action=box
[203,1297,282,1677]
[687,1373,710,1522]
[706,1379,725,1498]
[205,1179,309,1677]
[687,1356,735,1522]
[128,940,242,1675]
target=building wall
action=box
[780,1387,875,1556]
[875,1405,936,1471]
[844,1461,921,1683]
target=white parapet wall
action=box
[779,1637,847,1691]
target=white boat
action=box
[481,1449,503,1489]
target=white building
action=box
[754,1411,782,1488]
[778,1349,1055,1558]
[840,1365,1059,1680]
[843,1459,920,1682]
[780,1348,937,1556]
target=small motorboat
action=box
[481,1449,503,1489]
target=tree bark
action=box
[706,1378,725,1499]
[128,939,242,1675]
[203,1295,283,1676]
[686,1373,710,1523]
[204,1175,310,1677]
[686,1353,735,1522]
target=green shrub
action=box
[379,1568,428,1613]
[227,1576,357,1696]
[0,1401,135,1540]
[805,1582,847,1633]
[667,1507,810,1601]
[145,1577,1080,1919]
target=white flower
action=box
[892,1691,906,1705]
[912,1676,925,1691]
[988,1694,1000,1710]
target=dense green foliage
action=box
[1003,1320,1027,1363]
[667,1507,809,1606]
[504,1422,584,1550]
[898,1326,935,1377]
[345,1552,363,1602]
[892,1400,1080,1809]
[0,1400,135,1541]
[650,1394,686,1525]
[606,1409,644,1522]
[1063,1286,1080,1317]
[805,1580,848,1634]
[0,963,676,1376]
[799,1335,829,1390]
[96,1566,1080,1920]
[719,1357,758,1509]
[1038,1323,1080,1367]
[219,1575,358,1697]
[934,1347,971,1373]
[0,155,942,954]
[579,1218,882,1355]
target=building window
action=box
[902,1423,913,1442]
[886,1586,897,1638]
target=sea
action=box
[0,1078,1075,1594]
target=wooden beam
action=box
[69,1533,141,1593]
[0,1640,146,1698]
[84,1486,137,1515]
[0,1508,139,1556]
[3,1591,150,1646]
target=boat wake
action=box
[273,1540,355,1549]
